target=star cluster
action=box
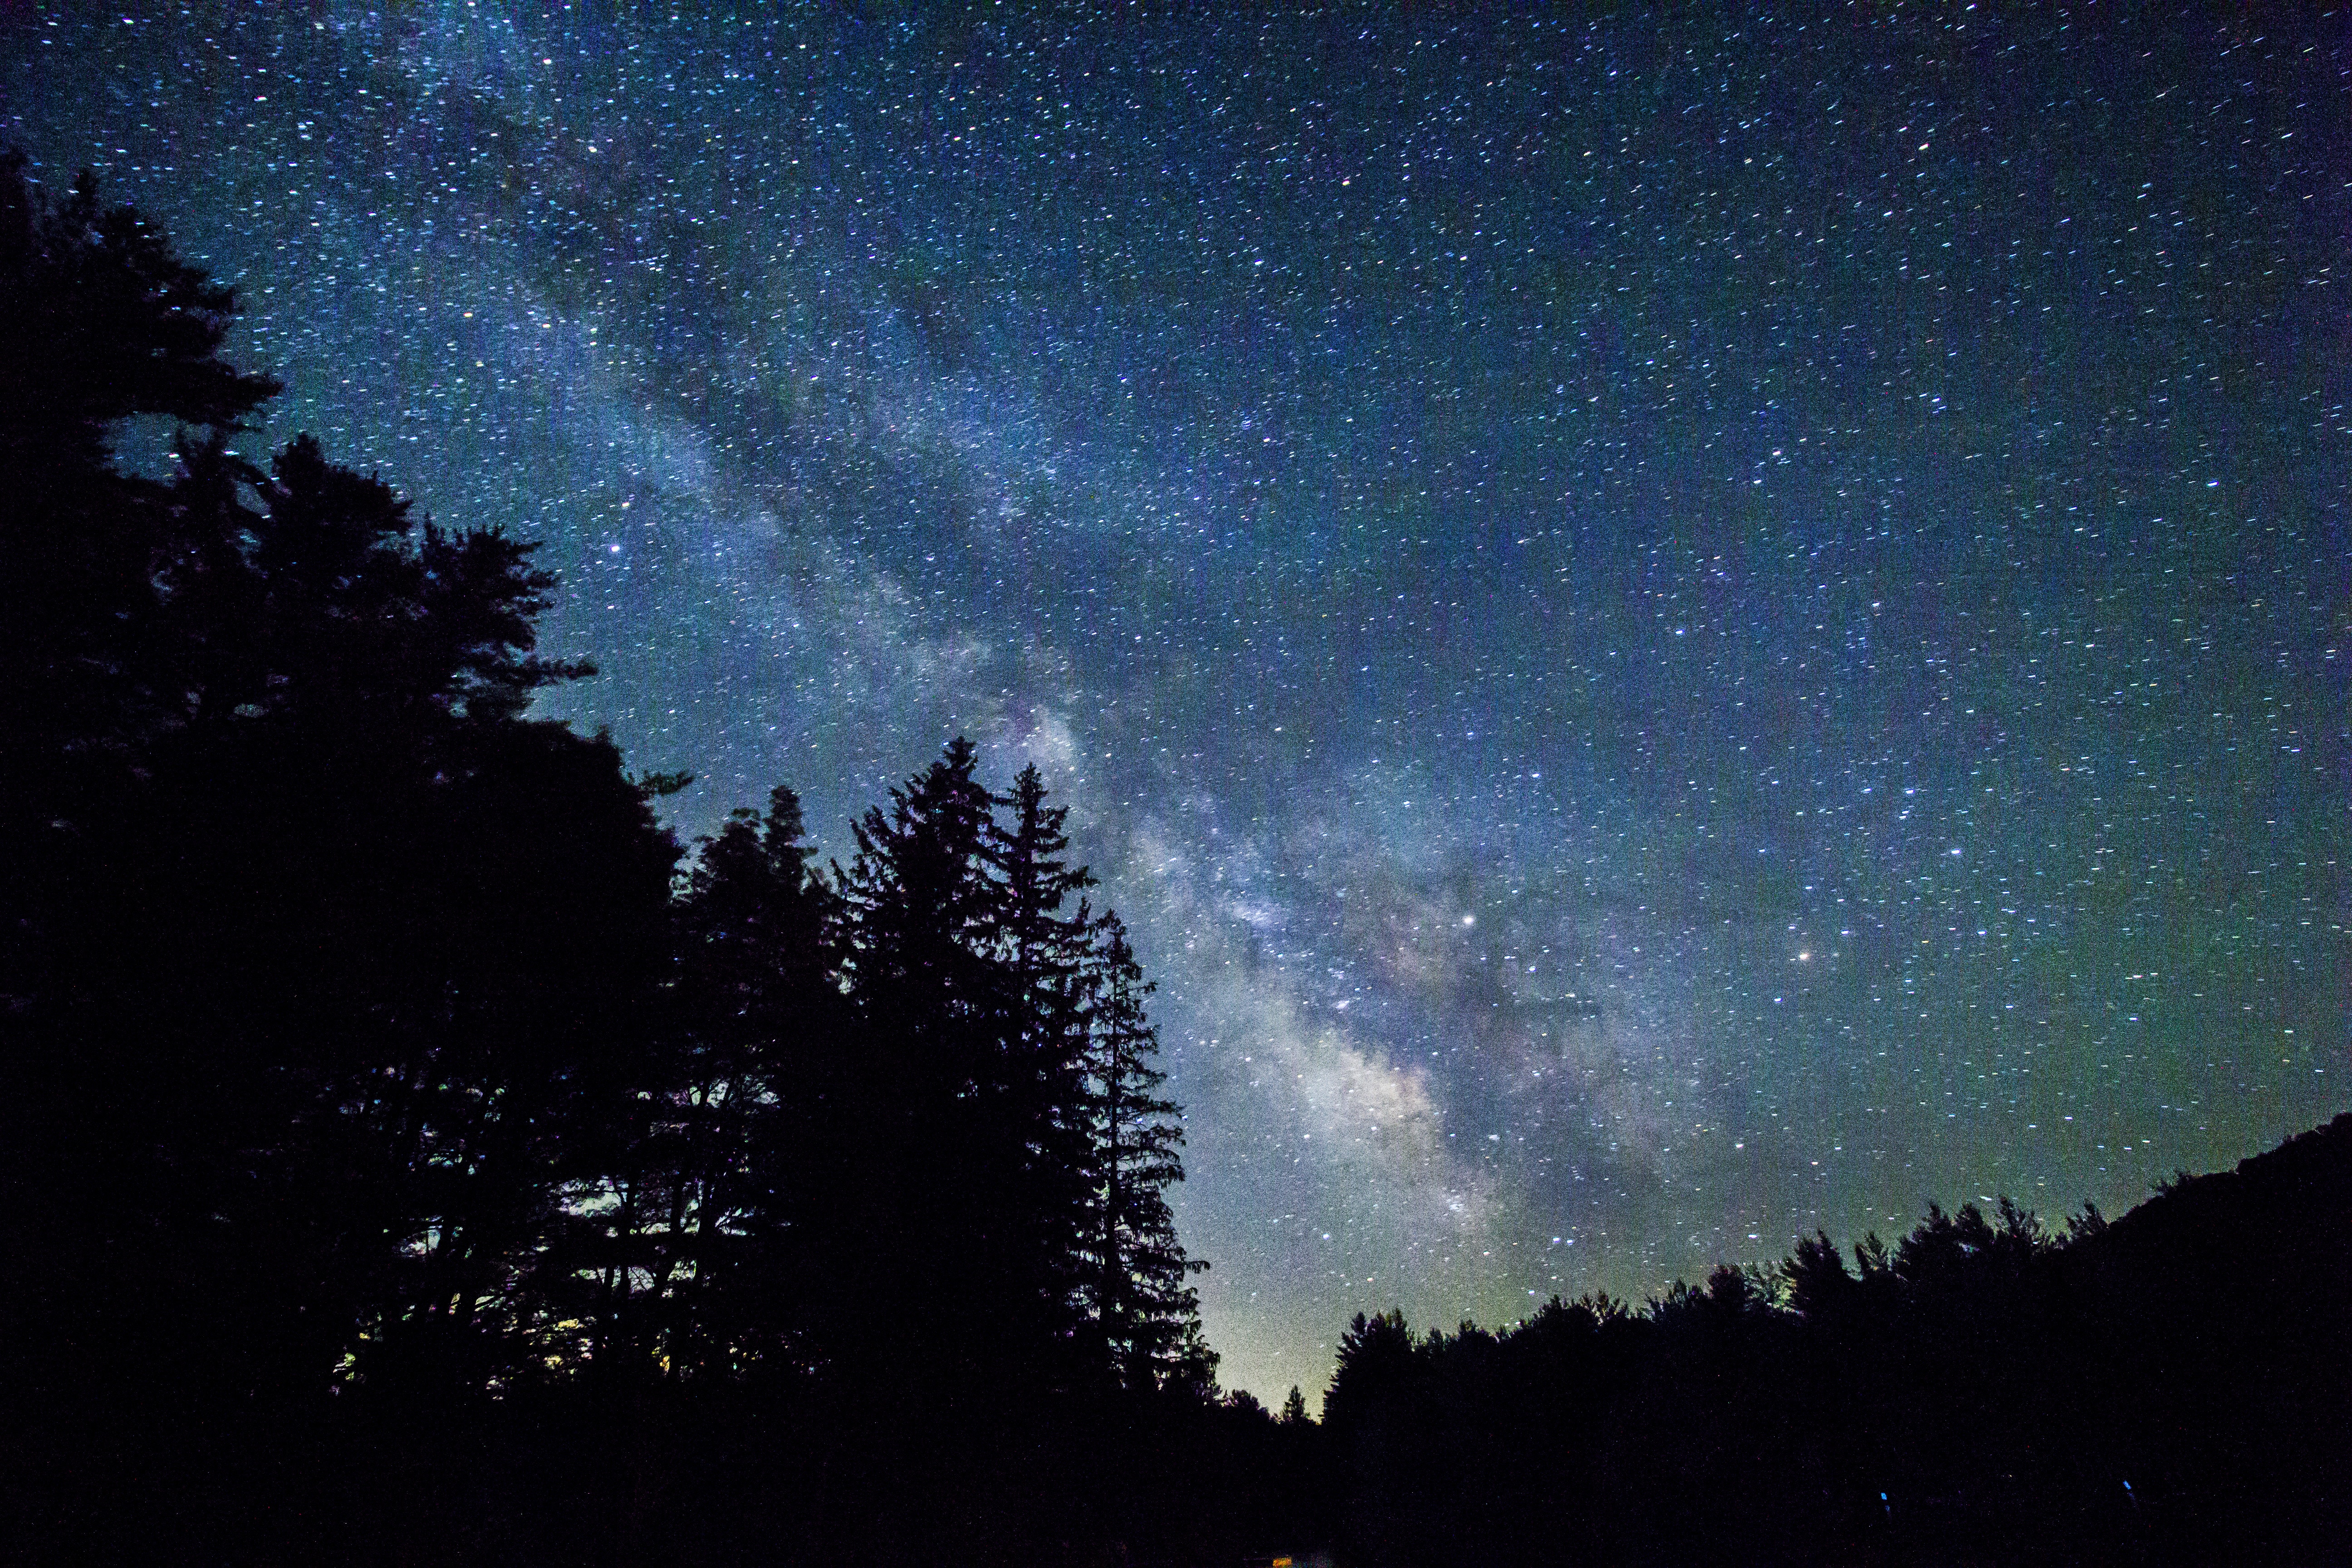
[10,5,2343,1403]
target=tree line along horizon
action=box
[7,153,2347,1566]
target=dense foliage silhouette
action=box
[1318,1116,2352,1566]
[0,156,1279,1566]
[3,156,2342,1567]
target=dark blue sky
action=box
[12,4,2344,1403]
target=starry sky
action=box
[10,4,2346,1406]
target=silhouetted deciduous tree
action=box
[0,152,672,1416]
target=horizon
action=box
[9,5,2342,1404]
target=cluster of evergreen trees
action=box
[0,152,1211,1471]
[1319,1117,2352,1566]
[7,154,2345,1567]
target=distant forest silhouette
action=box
[3,156,2344,1566]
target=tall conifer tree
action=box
[832,739,1034,1387]
[1078,915,1215,1392]
[541,784,834,1384]
[988,763,1100,1360]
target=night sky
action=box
[11,5,2345,1406]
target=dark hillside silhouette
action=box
[1317,1113,2352,1567]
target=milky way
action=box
[11,6,2344,1404]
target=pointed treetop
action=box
[1,150,280,461]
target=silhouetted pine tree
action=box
[666,784,837,1379]
[986,763,1100,1373]
[531,782,837,1387]
[0,154,279,829]
[832,739,1047,1392]
[821,745,1212,1399]
[1078,913,1213,1393]
[332,719,678,1395]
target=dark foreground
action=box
[9,1112,2348,1566]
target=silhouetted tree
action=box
[0,155,673,1417]
[831,739,1067,1393]
[0,153,279,829]
[1323,1308,1421,1440]
[536,784,835,1387]
[986,763,1101,1373]
[1077,913,1213,1393]
[1780,1230,1850,1321]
